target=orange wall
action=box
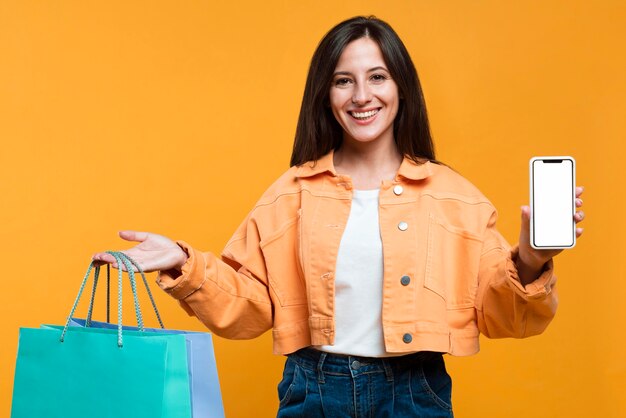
[1,1,624,417]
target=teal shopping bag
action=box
[67,253,225,417]
[69,318,226,418]
[10,252,193,418]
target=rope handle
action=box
[117,252,165,329]
[60,252,164,347]
[83,252,164,329]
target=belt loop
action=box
[317,352,327,384]
[382,359,394,383]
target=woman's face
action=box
[329,37,400,148]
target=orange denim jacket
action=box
[157,151,558,356]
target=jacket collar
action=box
[294,151,337,178]
[294,149,433,181]
[397,156,433,180]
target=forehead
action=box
[334,37,386,71]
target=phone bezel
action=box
[529,156,576,250]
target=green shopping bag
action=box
[11,252,192,418]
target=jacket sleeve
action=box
[475,210,558,338]
[156,214,273,339]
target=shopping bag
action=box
[66,252,225,418]
[11,252,193,418]
[68,319,225,418]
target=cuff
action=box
[505,245,556,300]
[156,240,208,300]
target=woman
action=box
[94,16,585,417]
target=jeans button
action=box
[351,360,361,370]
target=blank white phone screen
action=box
[532,159,575,248]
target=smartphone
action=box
[530,156,576,249]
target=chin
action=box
[344,128,393,145]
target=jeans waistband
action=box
[288,347,443,383]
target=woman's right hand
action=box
[92,230,188,273]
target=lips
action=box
[349,108,380,120]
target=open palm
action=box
[93,230,188,273]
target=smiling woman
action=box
[92,15,586,418]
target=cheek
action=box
[387,86,400,107]
[387,91,400,118]
[328,92,339,111]
[329,88,352,109]
[329,93,348,122]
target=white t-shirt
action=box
[316,188,390,357]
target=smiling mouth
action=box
[349,108,380,120]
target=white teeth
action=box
[351,109,379,119]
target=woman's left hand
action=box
[516,186,585,285]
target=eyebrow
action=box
[332,66,390,76]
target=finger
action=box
[519,205,531,243]
[92,259,108,267]
[576,198,583,208]
[118,230,150,242]
[575,186,584,197]
[92,253,120,269]
[576,227,584,237]
[92,252,117,264]
[574,210,585,222]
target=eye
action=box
[370,74,388,83]
[333,77,353,87]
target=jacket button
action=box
[403,333,413,344]
[401,275,411,286]
[393,185,404,195]
[398,221,408,231]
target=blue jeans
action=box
[276,348,453,418]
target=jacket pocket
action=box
[424,214,483,309]
[260,216,308,307]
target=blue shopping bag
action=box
[11,252,196,418]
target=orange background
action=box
[1,1,624,417]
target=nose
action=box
[352,82,372,105]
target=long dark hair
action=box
[290,16,436,167]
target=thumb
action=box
[118,230,150,243]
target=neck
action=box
[333,136,403,190]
